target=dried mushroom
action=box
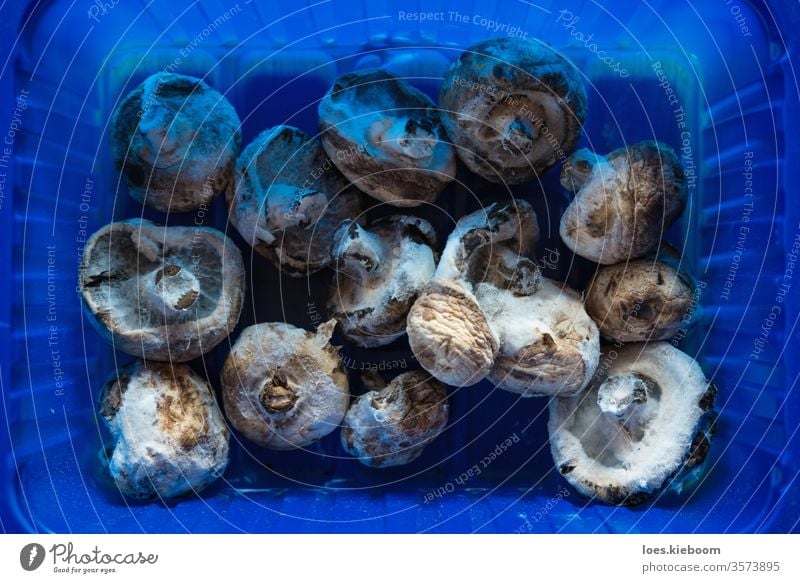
[585,246,696,342]
[328,215,438,348]
[408,200,598,394]
[408,277,498,387]
[341,371,448,468]
[560,141,687,264]
[439,37,587,184]
[407,202,536,387]
[80,219,245,362]
[318,68,456,206]
[111,72,241,213]
[228,125,363,276]
[221,320,349,450]
[100,360,229,499]
[548,342,716,505]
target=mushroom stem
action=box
[436,204,511,280]
[597,373,655,440]
[311,318,339,353]
[260,370,298,414]
[332,221,385,284]
[501,117,536,154]
[434,202,538,284]
[148,264,201,312]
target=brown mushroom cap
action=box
[559,141,687,264]
[80,219,245,362]
[548,343,716,505]
[228,125,363,276]
[408,278,499,387]
[111,72,241,213]
[328,215,438,348]
[221,319,349,450]
[585,250,696,342]
[100,360,229,499]
[341,371,449,468]
[439,37,587,184]
[318,68,456,206]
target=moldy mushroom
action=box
[585,245,697,342]
[221,319,349,450]
[111,72,241,213]
[318,68,456,206]
[481,274,600,397]
[548,342,717,505]
[407,200,600,395]
[328,215,438,348]
[341,371,449,468]
[99,360,229,499]
[80,219,245,362]
[439,37,587,184]
[560,141,687,264]
[228,125,363,276]
[407,202,536,387]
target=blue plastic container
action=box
[1,0,798,533]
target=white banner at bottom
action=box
[0,534,797,582]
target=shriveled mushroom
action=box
[408,200,599,394]
[100,360,229,499]
[408,278,498,387]
[549,342,717,505]
[318,68,456,206]
[328,215,438,348]
[585,245,696,342]
[111,72,241,213]
[439,37,587,184]
[341,371,448,468]
[407,202,536,387]
[80,219,245,362]
[221,319,349,450]
[560,141,687,264]
[228,125,363,276]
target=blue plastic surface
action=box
[0,0,798,533]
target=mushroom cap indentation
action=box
[153,264,201,311]
[259,371,299,414]
[598,374,647,407]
